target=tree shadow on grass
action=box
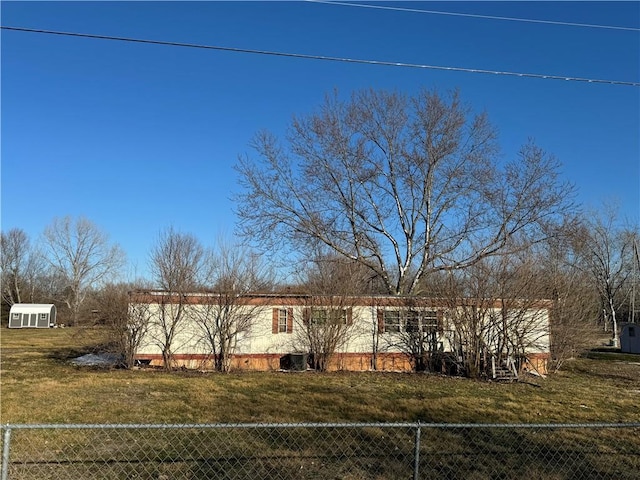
[419,425,640,480]
[567,361,639,386]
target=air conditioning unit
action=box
[280,353,308,371]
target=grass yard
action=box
[1,326,639,425]
[1,327,639,479]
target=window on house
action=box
[383,309,439,333]
[311,309,326,325]
[12,313,20,320]
[421,311,439,333]
[629,326,636,338]
[272,307,293,334]
[278,309,288,333]
[383,310,401,332]
[405,311,421,333]
[309,308,347,325]
[40,313,49,321]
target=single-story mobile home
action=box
[8,304,57,328]
[129,291,552,375]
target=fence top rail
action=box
[2,422,639,430]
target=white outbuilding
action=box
[620,323,640,354]
[8,304,57,328]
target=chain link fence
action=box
[1,423,639,479]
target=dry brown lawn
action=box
[1,327,639,425]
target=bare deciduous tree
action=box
[42,217,125,326]
[378,298,443,373]
[194,242,274,372]
[291,252,363,371]
[295,295,356,372]
[1,228,44,307]
[237,88,574,296]
[541,235,601,372]
[574,205,636,347]
[148,227,206,371]
[92,282,152,369]
[439,249,553,379]
[302,250,380,296]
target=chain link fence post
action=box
[413,421,421,480]
[1,426,12,480]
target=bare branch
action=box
[236,88,574,295]
[41,216,125,326]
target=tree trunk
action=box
[609,298,619,347]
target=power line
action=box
[307,0,640,32]
[2,26,638,87]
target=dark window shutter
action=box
[377,309,385,334]
[287,308,294,333]
[272,308,278,334]
[346,307,353,325]
[436,310,444,333]
[303,308,310,325]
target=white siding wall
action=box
[136,304,380,355]
[133,300,550,358]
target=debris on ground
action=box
[71,353,121,367]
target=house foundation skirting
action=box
[133,352,415,372]
[133,352,550,374]
[521,352,550,376]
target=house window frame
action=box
[383,310,402,333]
[383,309,439,333]
[277,309,288,333]
[420,310,439,333]
[309,308,348,326]
[12,313,20,320]
[272,307,293,334]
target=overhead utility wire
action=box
[2,26,638,87]
[307,0,640,32]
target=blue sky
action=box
[2,1,639,278]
